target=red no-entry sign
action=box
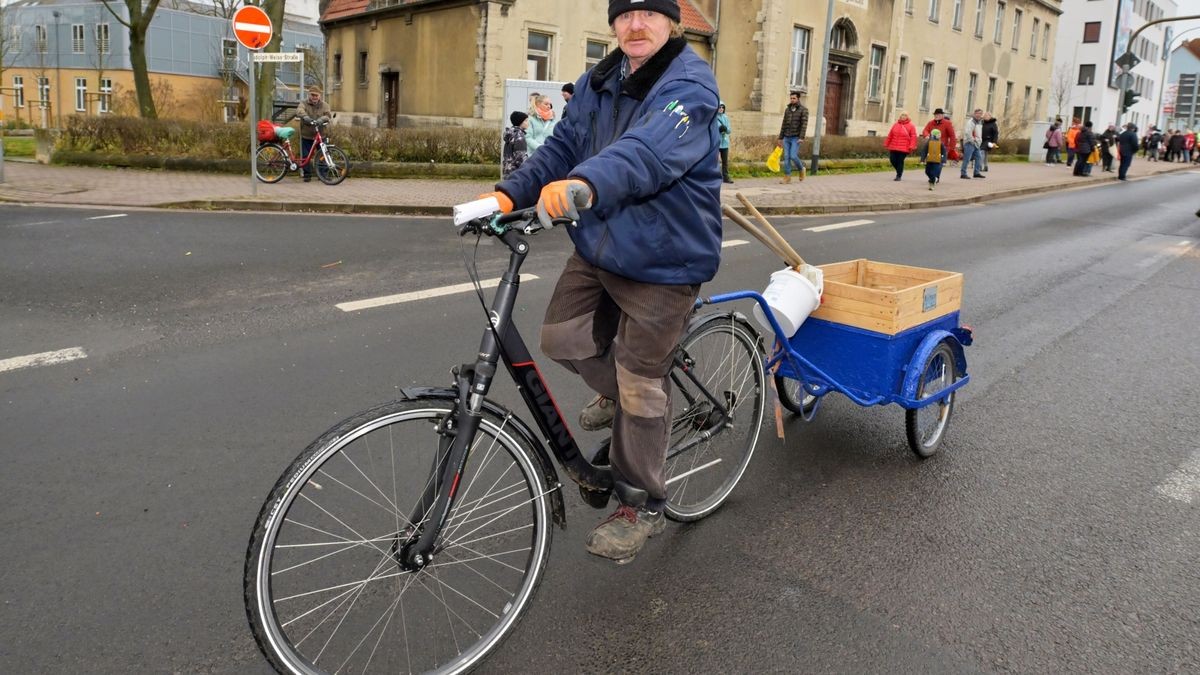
[232,6,273,50]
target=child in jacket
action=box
[921,129,947,190]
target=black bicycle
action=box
[243,203,767,674]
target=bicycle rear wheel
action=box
[255,143,289,183]
[663,314,766,522]
[244,397,553,675]
[316,145,350,185]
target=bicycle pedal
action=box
[578,485,612,510]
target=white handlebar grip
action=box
[452,197,501,226]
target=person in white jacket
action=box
[960,108,985,179]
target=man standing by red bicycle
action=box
[479,0,723,564]
[288,86,331,182]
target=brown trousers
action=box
[540,253,699,504]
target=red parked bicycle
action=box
[255,120,350,186]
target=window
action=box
[974,0,986,37]
[37,77,49,106]
[1004,81,1013,115]
[952,0,963,29]
[1042,23,1050,59]
[928,0,940,22]
[945,68,957,113]
[986,76,996,110]
[99,77,112,113]
[905,0,914,15]
[96,23,110,54]
[895,55,908,106]
[9,25,20,53]
[789,26,811,89]
[526,31,552,81]
[12,75,24,108]
[993,1,1004,44]
[35,25,48,53]
[1031,18,1039,56]
[75,78,87,111]
[1078,64,1095,85]
[1022,85,1031,118]
[1035,87,1043,119]
[333,53,342,85]
[1011,9,1022,51]
[357,51,368,86]
[868,45,885,100]
[72,24,84,53]
[967,72,978,115]
[1082,21,1101,43]
[920,61,934,111]
[585,40,608,70]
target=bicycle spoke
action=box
[298,492,392,558]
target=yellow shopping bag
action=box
[766,146,782,173]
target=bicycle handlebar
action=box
[452,198,572,237]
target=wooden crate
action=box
[809,259,963,335]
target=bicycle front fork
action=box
[394,362,487,571]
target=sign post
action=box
[232,5,274,198]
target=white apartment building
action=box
[1051,0,1177,131]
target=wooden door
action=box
[824,68,843,135]
[384,74,399,129]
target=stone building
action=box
[319,0,1062,138]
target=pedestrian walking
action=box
[502,111,530,178]
[922,128,947,190]
[1065,118,1081,167]
[716,101,734,184]
[1044,121,1063,165]
[1117,122,1139,181]
[1099,124,1116,172]
[1145,127,1163,161]
[884,111,918,181]
[560,82,574,120]
[921,108,957,169]
[777,91,808,183]
[1073,121,1096,177]
[980,112,999,171]
[960,108,985,179]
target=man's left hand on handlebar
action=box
[536,179,592,229]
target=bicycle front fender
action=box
[401,387,567,529]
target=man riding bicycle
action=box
[288,86,331,182]
[480,0,723,564]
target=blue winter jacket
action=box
[496,38,723,285]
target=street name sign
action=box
[252,52,303,62]
[232,6,273,50]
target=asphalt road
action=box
[1,169,1198,673]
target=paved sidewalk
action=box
[0,158,1193,215]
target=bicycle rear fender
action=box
[400,387,567,529]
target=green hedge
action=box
[53,115,1032,165]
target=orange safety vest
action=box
[1066,127,1080,150]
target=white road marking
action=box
[722,239,749,249]
[87,213,127,220]
[805,219,874,233]
[1135,240,1194,269]
[13,220,62,227]
[1156,450,1200,504]
[337,275,540,312]
[0,347,88,374]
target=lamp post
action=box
[809,0,836,174]
[52,10,61,128]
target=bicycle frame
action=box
[280,129,330,170]
[395,215,735,570]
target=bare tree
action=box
[89,7,113,115]
[299,42,323,91]
[101,0,164,118]
[251,0,286,121]
[1048,63,1074,122]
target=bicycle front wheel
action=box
[316,145,350,185]
[664,314,766,522]
[255,143,289,183]
[244,397,554,675]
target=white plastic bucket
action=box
[753,265,824,338]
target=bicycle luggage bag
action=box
[256,119,277,143]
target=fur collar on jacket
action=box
[589,37,688,100]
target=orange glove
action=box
[476,191,514,214]
[536,179,592,228]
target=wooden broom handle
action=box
[721,205,801,268]
[735,193,806,267]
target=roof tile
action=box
[679,0,715,35]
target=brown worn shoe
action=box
[779,175,791,184]
[584,504,665,564]
[796,166,806,182]
[579,395,615,431]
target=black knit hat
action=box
[608,0,681,24]
[510,111,529,127]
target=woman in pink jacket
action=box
[885,112,918,181]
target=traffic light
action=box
[1121,89,1140,113]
